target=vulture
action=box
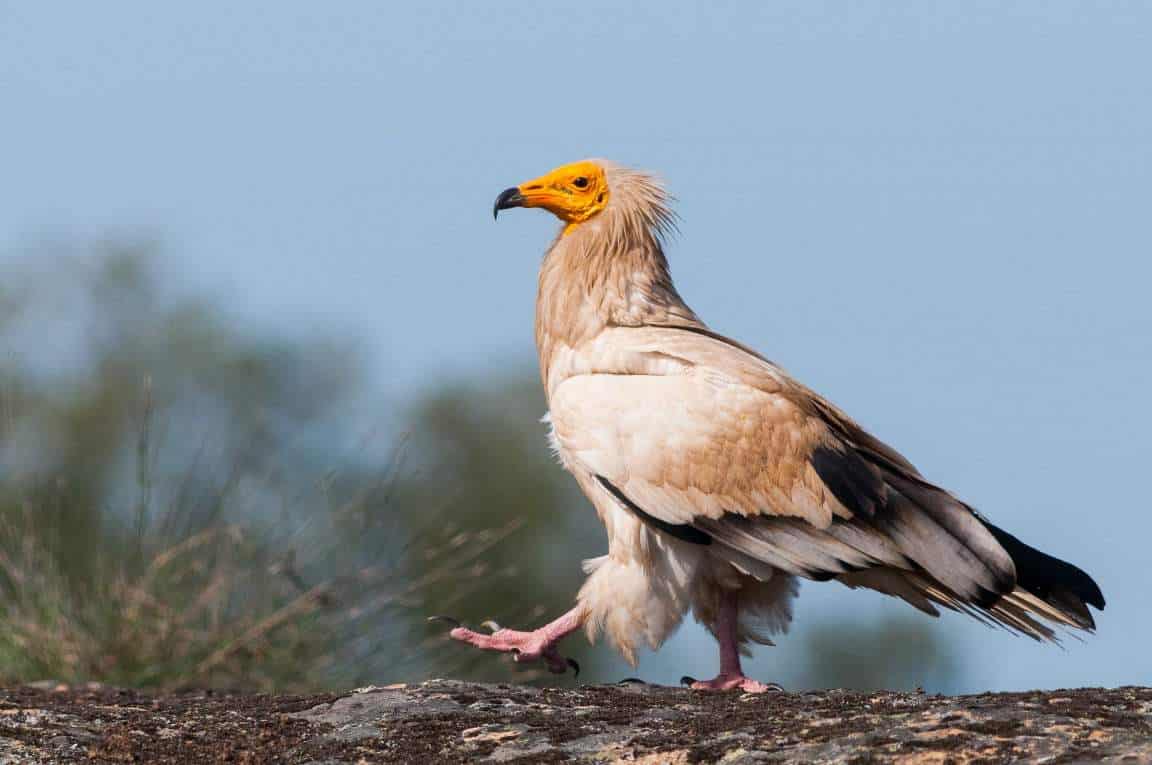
[434,159,1105,692]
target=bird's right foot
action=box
[680,674,783,693]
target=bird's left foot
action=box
[429,616,580,676]
[681,674,782,693]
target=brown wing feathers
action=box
[596,475,711,546]
[801,393,1102,636]
[603,412,1103,640]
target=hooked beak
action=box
[493,187,525,220]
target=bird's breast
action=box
[540,334,695,403]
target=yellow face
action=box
[493,160,610,225]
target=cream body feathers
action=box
[533,161,1102,665]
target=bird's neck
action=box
[535,214,702,395]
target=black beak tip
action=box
[493,187,524,220]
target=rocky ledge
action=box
[0,680,1148,763]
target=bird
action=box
[433,159,1105,692]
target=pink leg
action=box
[431,606,585,675]
[686,589,781,693]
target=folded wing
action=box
[550,325,1104,639]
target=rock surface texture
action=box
[0,680,1148,763]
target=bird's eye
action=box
[572,177,589,189]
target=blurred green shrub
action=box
[778,612,965,693]
[0,241,516,691]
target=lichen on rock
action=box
[0,680,1148,763]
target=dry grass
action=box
[0,445,526,692]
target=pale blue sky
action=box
[2,2,1150,691]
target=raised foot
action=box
[428,616,579,676]
[681,674,783,693]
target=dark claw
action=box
[427,615,462,628]
[680,675,697,687]
[567,658,580,678]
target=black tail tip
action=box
[982,520,1105,614]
